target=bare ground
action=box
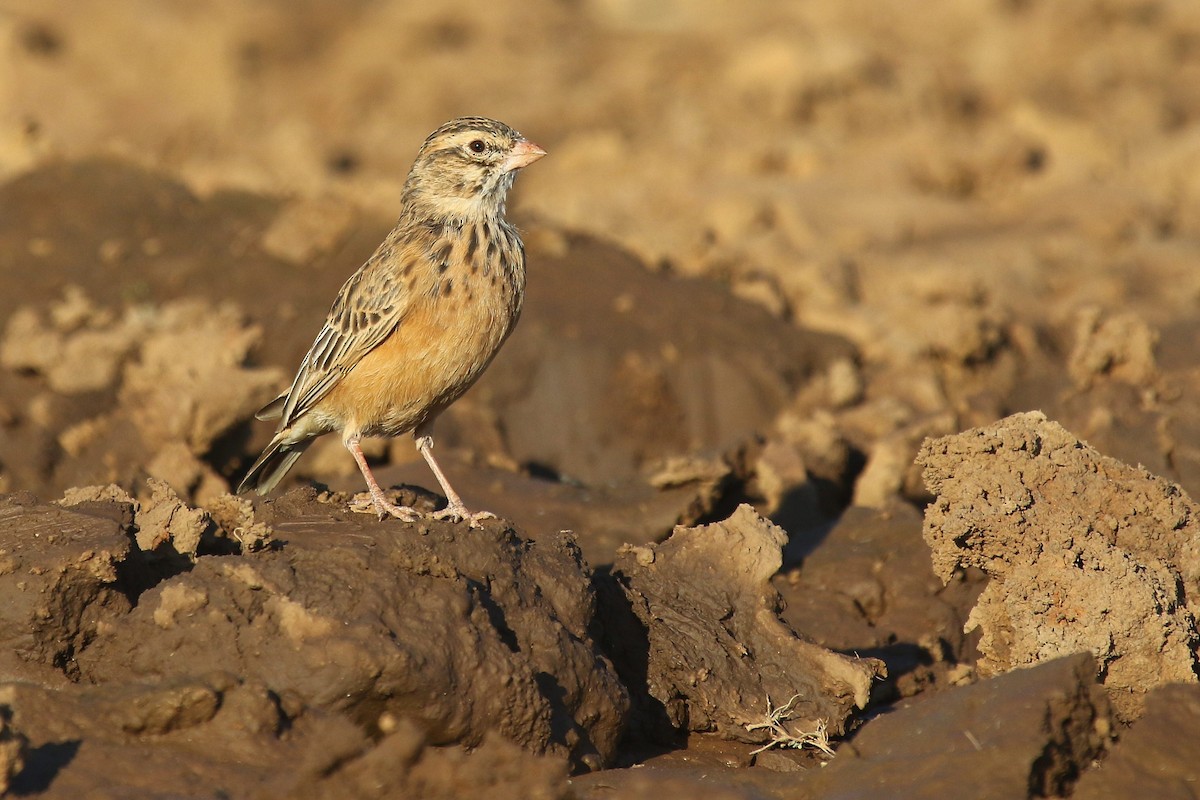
[1,1,1200,797]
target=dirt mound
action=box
[0,490,630,771]
[0,491,620,794]
[607,505,883,744]
[920,411,1200,720]
[0,486,906,795]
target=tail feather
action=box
[237,437,314,495]
[255,393,287,421]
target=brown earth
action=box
[2,0,1200,797]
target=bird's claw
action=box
[349,492,420,522]
[349,492,495,528]
[431,503,496,528]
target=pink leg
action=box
[345,434,420,522]
[415,433,495,528]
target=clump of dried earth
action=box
[2,1,1200,797]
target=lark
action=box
[238,117,545,526]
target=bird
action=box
[237,117,546,527]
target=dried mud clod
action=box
[59,479,268,564]
[69,508,628,770]
[0,286,284,501]
[0,475,642,793]
[0,489,628,792]
[607,504,884,748]
[0,494,134,682]
[1067,307,1160,391]
[918,411,1200,720]
[0,484,273,689]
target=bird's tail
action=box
[237,435,314,495]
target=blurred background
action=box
[2,0,1200,529]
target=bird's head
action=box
[402,117,546,223]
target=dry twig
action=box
[742,694,835,757]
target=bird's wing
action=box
[276,245,419,427]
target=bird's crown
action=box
[401,117,543,223]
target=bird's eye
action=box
[468,139,486,154]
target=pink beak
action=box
[502,139,547,172]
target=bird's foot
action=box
[430,501,496,529]
[349,492,420,522]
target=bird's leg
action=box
[345,434,420,522]
[414,432,496,528]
